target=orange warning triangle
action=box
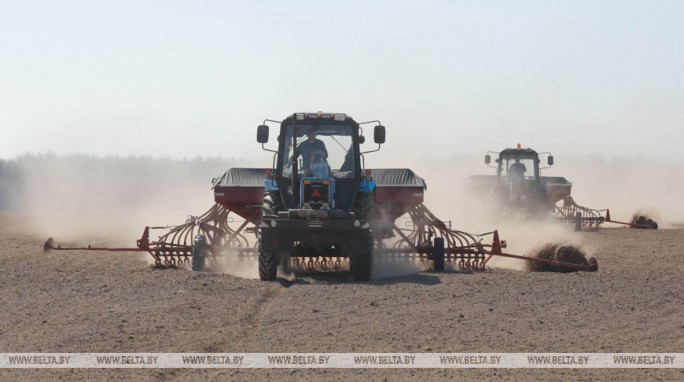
[311,189,321,198]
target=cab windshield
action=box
[282,124,355,178]
[500,157,537,180]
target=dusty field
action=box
[0,211,682,381]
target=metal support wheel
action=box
[433,237,445,272]
[191,235,207,271]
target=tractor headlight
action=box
[270,220,277,228]
[354,220,360,228]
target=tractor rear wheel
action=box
[350,252,372,281]
[259,246,278,281]
[350,234,373,281]
[191,235,207,272]
[353,192,375,221]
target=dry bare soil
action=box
[0,211,682,381]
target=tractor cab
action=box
[494,149,538,180]
[484,145,554,207]
[257,112,385,212]
[485,146,554,182]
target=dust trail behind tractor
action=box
[467,146,658,231]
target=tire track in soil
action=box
[159,283,288,382]
[210,285,286,352]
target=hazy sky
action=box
[1,0,682,162]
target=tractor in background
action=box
[466,145,657,230]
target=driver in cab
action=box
[297,130,328,171]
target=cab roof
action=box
[499,147,540,160]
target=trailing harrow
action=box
[555,196,658,231]
[44,201,598,274]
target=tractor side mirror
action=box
[485,154,491,164]
[548,156,554,166]
[374,125,386,144]
[359,135,365,144]
[257,125,269,143]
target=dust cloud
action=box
[9,155,254,244]
[550,153,681,226]
[5,150,682,276]
[214,251,260,279]
[371,244,423,280]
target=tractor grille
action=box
[303,180,330,209]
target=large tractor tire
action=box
[350,252,372,281]
[353,192,375,221]
[350,233,373,281]
[191,235,207,272]
[258,246,278,281]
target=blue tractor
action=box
[255,112,385,281]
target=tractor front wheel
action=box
[259,246,278,281]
